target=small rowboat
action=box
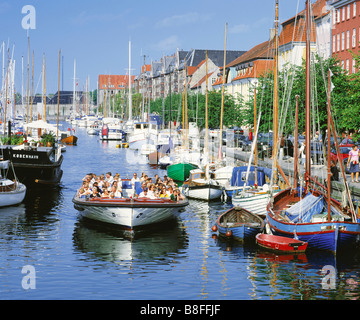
[256,233,308,253]
[214,207,264,241]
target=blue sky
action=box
[0,0,308,94]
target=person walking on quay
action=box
[347,145,359,183]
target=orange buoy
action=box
[225,230,232,237]
[211,225,218,232]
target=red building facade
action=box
[332,0,360,74]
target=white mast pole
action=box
[128,40,132,120]
[73,59,76,112]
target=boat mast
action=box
[305,0,311,191]
[30,50,34,122]
[218,22,228,160]
[293,95,299,190]
[26,36,30,124]
[273,0,279,179]
[254,85,258,188]
[205,50,209,156]
[57,49,61,140]
[128,40,132,121]
[73,59,76,114]
[184,59,188,149]
[43,54,46,121]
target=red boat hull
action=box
[256,233,308,253]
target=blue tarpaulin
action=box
[230,166,268,187]
[285,193,324,223]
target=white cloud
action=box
[155,12,211,28]
[152,35,181,52]
[229,24,250,34]
[73,10,128,25]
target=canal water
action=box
[1,122,360,300]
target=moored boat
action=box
[61,133,78,145]
[181,168,223,201]
[255,233,308,253]
[266,0,360,253]
[0,160,26,207]
[167,162,198,182]
[0,144,63,186]
[214,207,264,241]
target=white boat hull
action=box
[73,197,188,229]
[0,183,26,207]
[232,191,279,217]
[181,184,223,201]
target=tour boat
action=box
[0,160,26,207]
[214,207,264,241]
[255,233,308,253]
[73,196,188,229]
[73,180,189,229]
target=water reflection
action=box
[72,218,189,268]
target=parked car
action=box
[256,134,294,159]
[238,136,252,151]
[330,140,355,173]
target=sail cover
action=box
[285,193,324,223]
[230,166,267,187]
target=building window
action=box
[343,6,345,21]
[354,2,357,17]
[337,33,340,51]
[347,30,350,48]
[353,28,356,47]
[338,9,341,23]
[346,59,349,72]
[342,32,345,50]
[347,4,350,19]
[333,35,336,52]
[353,58,356,73]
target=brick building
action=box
[98,74,135,107]
[331,0,360,74]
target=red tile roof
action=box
[232,60,274,82]
[187,66,197,76]
[98,74,135,90]
[226,39,275,68]
[279,0,327,45]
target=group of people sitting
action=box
[77,171,185,202]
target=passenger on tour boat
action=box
[90,188,101,198]
[78,172,183,201]
[105,172,114,185]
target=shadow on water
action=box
[72,217,189,265]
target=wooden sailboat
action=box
[231,1,281,215]
[266,0,360,253]
[167,59,200,182]
[179,50,223,200]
